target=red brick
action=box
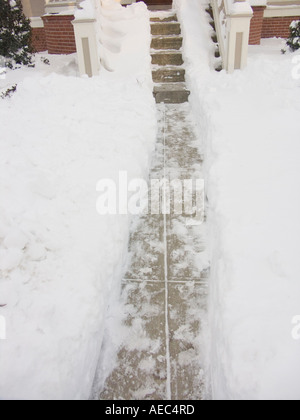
[262,16,300,39]
[31,27,47,52]
[42,14,76,54]
[249,6,266,45]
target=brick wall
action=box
[249,6,266,45]
[42,15,76,55]
[262,16,299,39]
[31,27,47,52]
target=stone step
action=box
[152,67,185,83]
[151,51,184,66]
[148,5,173,11]
[153,83,190,104]
[151,23,181,36]
[151,36,183,51]
[150,15,178,23]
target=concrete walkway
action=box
[97,103,209,400]
[94,9,210,401]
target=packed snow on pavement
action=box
[176,0,300,400]
[0,1,156,400]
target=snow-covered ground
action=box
[2,0,300,401]
[176,0,300,400]
[0,1,156,400]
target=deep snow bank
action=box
[175,0,300,400]
[0,1,156,400]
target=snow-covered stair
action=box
[151,13,190,104]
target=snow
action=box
[75,0,97,20]
[2,0,299,401]
[230,2,253,15]
[0,1,156,400]
[176,0,300,400]
[215,0,253,15]
[250,0,267,6]
[99,0,151,75]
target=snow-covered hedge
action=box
[0,0,33,68]
[287,20,300,52]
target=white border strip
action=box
[30,17,44,29]
[264,5,300,17]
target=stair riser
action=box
[151,37,183,51]
[152,69,185,83]
[154,91,190,104]
[151,24,181,36]
[150,15,178,23]
[151,54,184,66]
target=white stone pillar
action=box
[226,1,253,73]
[72,18,100,77]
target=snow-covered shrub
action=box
[287,20,300,52]
[0,0,33,68]
[0,83,17,99]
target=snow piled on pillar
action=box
[99,0,151,77]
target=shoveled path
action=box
[96,103,209,400]
[94,10,210,401]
